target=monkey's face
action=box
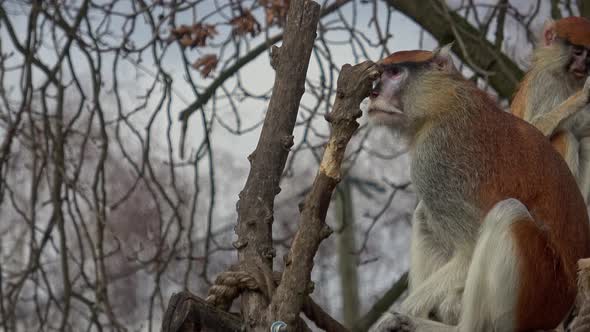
[367,47,456,130]
[543,17,590,82]
[367,63,409,127]
[569,44,590,80]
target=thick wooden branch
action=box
[268,61,380,330]
[161,292,243,332]
[386,0,524,99]
[234,0,320,330]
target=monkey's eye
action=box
[573,46,585,56]
[387,66,402,77]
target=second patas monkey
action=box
[369,46,590,332]
[512,16,590,202]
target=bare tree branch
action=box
[386,0,524,99]
[352,272,409,332]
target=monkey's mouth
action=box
[368,108,403,116]
[367,97,403,117]
[573,70,587,79]
[367,95,405,125]
[367,106,405,126]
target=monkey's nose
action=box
[371,80,380,98]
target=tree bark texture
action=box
[268,61,380,330]
[234,0,320,329]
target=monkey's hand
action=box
[533,77,590,136]
[370,312,415,332]
[401,255,468,323]
[402,284,462,325]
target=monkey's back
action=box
[471,106,590,328]
[474,107,590,251]
[412,85,590,253]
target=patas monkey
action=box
[369,46,590,332]
[512,17,590,202]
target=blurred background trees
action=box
[0,0,586,331]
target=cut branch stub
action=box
[268,60,380,330]
[320,61,379,181]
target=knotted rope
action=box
[205,264,348,332]
[206,263,279,311]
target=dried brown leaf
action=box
[171,24,191,38]
[179,35,194,47]
[171,23,217,48]
[191,23,218,47]
[230,9,261,37]
[192,54,218,78]
[260,0,289,27]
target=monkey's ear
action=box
[432,42,455,72]
[543,19,557,46]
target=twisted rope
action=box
[205,264,348,332]
[206,264,278,311]
[206,270,259,310]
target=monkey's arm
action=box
[531,79,590,137]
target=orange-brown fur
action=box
[554,16,590,47]
[510,85,528,119]
[473,108,589,330]
[512,220,574,330]
[552,131,571,156]
[381,50,433,65]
